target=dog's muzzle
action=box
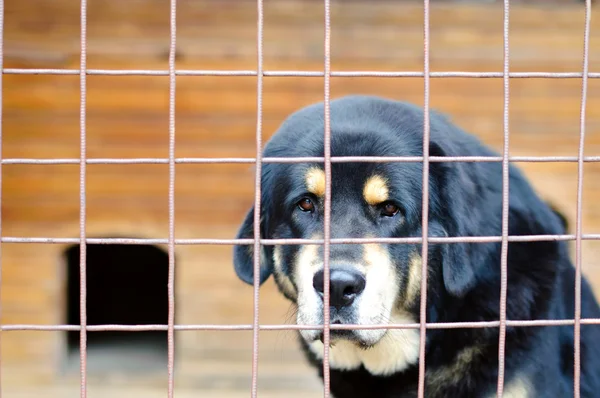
[310,267,367,342]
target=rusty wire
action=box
[78,0,88,396]
[321,0,333,395]
[167,0,177,396]
[574,0,593,396]
[1,155,600,165]
[416,0,431,395]
[0,0,3,395]
[2,235,598,245]
[4,68,600,78]
[250,0,265,395]
[4,318,600,332]
[496,0,511,395]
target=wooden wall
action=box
[2,0,600,396]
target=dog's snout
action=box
[313,268,366,309]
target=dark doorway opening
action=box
[65,243,170,373]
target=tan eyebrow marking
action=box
[363,175,389,205]
[305,167,326,197]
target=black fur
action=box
[232,95,600,397]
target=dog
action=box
[232,95,600,397]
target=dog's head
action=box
[232,95,508,348]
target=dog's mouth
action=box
[313,318,379,349]
[296,275,395,348]
[319,318,349,339]
[315,329,379,350]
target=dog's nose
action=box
[313,268,366,309]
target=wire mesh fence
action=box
[0,0,596,397]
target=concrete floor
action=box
[3,387,322,398]
[4,340,324,398]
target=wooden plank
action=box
[4,1,600,68]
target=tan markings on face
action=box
[405,253,423,306]
[362,243,390,268]
[293,234,323,337]
[305,167,326,197]
[272,246,297,300]
[359,243,420,358]
[363,175,389,206]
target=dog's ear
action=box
[439,237,476,297]
[233,207,274,286]
[547,202,569,233]
[429,141,478,297]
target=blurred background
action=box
[2,0,600,396]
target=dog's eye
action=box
[381,202,400,217]
[297,198,315,212]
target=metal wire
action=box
[417,0,431,394]
[1,156,600,165]
[322,0,333,395]
[4,68,600,78]
[574,1,592,396]
[4,318,600,332]
[0,236,591,246]
[1,235,598,246]
[3,156,599,165]
[78,0,88,396]
[496,0,511,394]
[250,0,265,395]
[0,0,3,395]
[167,0,177,396]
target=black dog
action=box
[233,95,600,397]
